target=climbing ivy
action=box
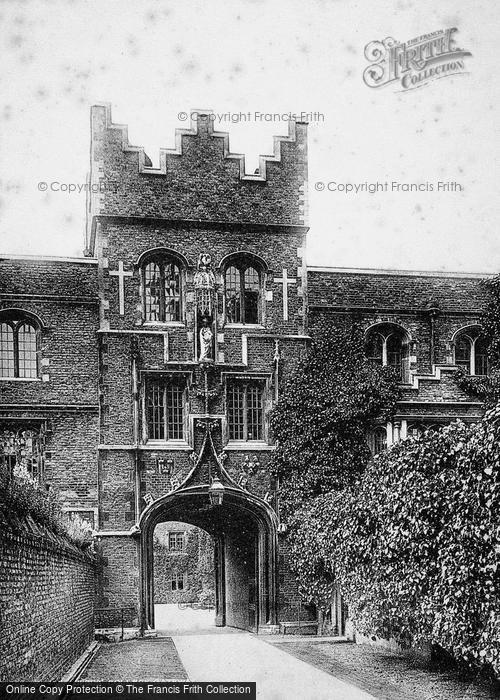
[455,274,500,404]
[482,274,500,370]
[288,410,500,677]
[269,317,399,522]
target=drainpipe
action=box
[426,301,440,371]
[273,340,281,402]
[131,337,145,635]
[131,338,141,521]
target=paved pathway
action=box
[80,615,375,698]
[155,603,240,635]
[76,607,500,699]
[172,632,375,700]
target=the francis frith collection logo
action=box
[363,28,472,91]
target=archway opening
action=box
[141,487,278,635]
[153,521,216,633]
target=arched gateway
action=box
[138,429,279,633]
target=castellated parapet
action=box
[86,105,308,254]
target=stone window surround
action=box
[451,325,488,376]
[220,252,268,327]
[0,309,45,381]
[364,321,411,384]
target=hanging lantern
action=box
[208,477,225,507]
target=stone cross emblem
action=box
[273,268,297,321]
[109,261,133,315]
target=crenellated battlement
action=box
[93,104,306,182]
[86,104,308,252]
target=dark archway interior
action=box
[143,489,276,633]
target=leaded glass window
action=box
[364,324,409,383]
[143,258,182,322]
[146,378,186,441]
[171,572,186,591]
[0,318,39,378]
[454,328,489,376]
[227,381,264,441]
[364,332,383,366]
[225,260,262,324]
[455,335,471,371]
[243,267,260,324]
[17,324,38,378]
[225,266,241,323]
[475,337,488,376]
[0,323,15,377]
[168,531,185,552]
[372,427,387,455]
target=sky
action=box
[0,0,499,272]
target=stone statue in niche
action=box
[195,252,216,362]
[194,253,216,293]
[198,316,214,362]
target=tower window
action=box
[146,378,186,441]
[364,324,410,383]
[0,317,40,379]
[454,328,488,376]
[227,381,264,441]
[224,258,263,324]
[143,256,182,322]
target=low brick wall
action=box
[0,512,98,682]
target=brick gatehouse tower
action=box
[87,104,309,633]
[0,105,487,634]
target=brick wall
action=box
[88,105,308,228]
[0,257,100,513]
[0,301,99,405]
[308,269,489,311]
[0,512,97,682]
[0,257,97,298]
[97,536,139,613]
[309,306,485,395]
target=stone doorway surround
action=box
[138,425,279,635]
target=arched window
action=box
[369,426,387,455]
[224,257,263,324]
[143,255,182,322]
[0,316,39,379]
[453,327,488,376]
[225,266,241,323]
[365,332,384,366]
[364,323,409,383]
[475,337,489,376]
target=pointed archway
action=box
[138,422,279,633]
